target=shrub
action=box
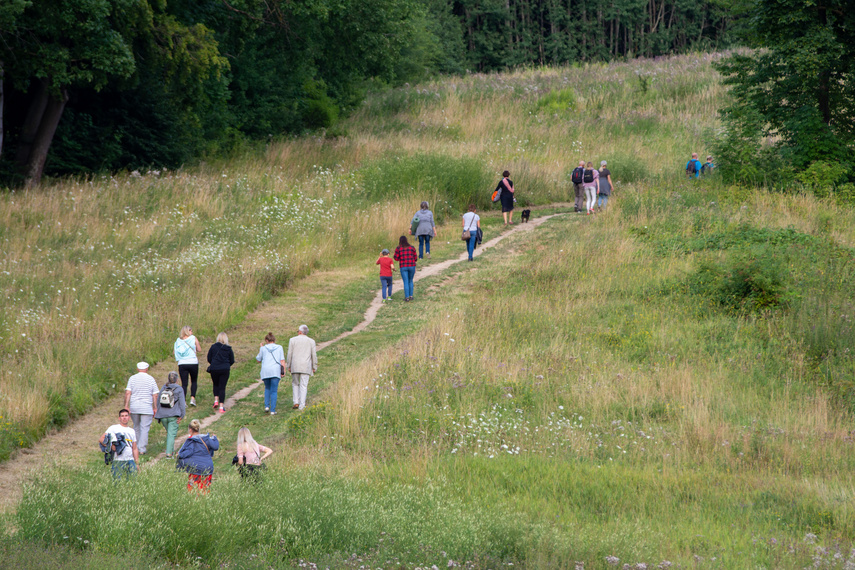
[686,248,793,314]
[535,87,576,116]
[796,161,849,198]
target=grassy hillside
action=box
[4,52,855,568]
[0,53,723,458]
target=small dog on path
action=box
[520,209,531,223]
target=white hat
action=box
[600,160,607,166]
[137,361,149,370]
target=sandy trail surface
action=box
[0,210,565,513]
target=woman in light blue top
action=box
[174,325,202,407]
[256,332,285,415]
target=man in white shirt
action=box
[123,361,159,454]
[286,325,318,410]
[99,409,140,479]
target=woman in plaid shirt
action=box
[394,236,418,302]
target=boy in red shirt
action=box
[376,249,395,302]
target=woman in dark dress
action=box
[496,170,515,225]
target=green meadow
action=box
[2,53,855,568]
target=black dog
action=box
[520,209,531,223]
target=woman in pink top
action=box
[583,161,599,215]
[236,427,273,480]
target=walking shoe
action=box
[219,406,225,413]
[212,402,219,409]
[264,406,270,412]
[270,411,277,415]
[292,404,300,409]
[190,397,197,406]
[426,252,430,259]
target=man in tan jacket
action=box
[286,324,318,410]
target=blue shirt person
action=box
[686,153,703,179]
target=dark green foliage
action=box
[687,250,793,314]
[714,0,855,185]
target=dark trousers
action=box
[179,364,198,398]
[210,369,230,403]
[574,183,585,210]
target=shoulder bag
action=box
[461,215,476,241]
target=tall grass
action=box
[0,53,726,460]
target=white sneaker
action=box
[270,411,277,415]
[264,406,269,412]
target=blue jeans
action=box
[380,276,393,299]
[418,235,431,258]
[400,266,415,298]
[262,376,280,412]
[111,460,137,480]
[467,232,478,260]
[597,194,609,208]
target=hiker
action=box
[570,160,585,212]
[99,409,140,479]
[176,419,219,493]
[154,371,185,458]
[686,152,703,179]
[256,332,285,415]
[583,161,599,215]
[411,201,437,259]
[702,155,715,175]
[174,325,202,407]
[597,160,613,210]
[376,248,395,302]
[394,235,418,302]
[206,332,235,413]
[235,426,273,481]
[462,204,481,261]
[287,325,318,411]
[124,361,159,455]
[496,170,516,225]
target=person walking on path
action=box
[174,325,202,407]
[583,161,600,215]
[235,427,273,481]
[376,248,395,302]
[394,236,418,302]
[124,362,159,455]
[462,204,481,261]
[99,409,140,479]
[686,152,703,179]
[496,171,516,225]
[154,371,185,458]
[570,161,586,213]
[176,419,219,493]
[597,160,613,210]
[287,325,318,410]
[256,332,285,415]
[702,155,715,175]
[206,332,235,413]
[411,202,437,259]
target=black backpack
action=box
[583,169,594,183]
[687,160,697,175]
[571,167,584,184]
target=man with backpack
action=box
[99,409,140,479]
[124,361,159,455]
[570,160,586,212]
[686,153,703,179]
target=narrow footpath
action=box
[0,210,566,512]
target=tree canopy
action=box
[0,0,736,185]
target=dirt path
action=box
[0,210,566,513]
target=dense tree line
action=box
[0,0,734,185]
